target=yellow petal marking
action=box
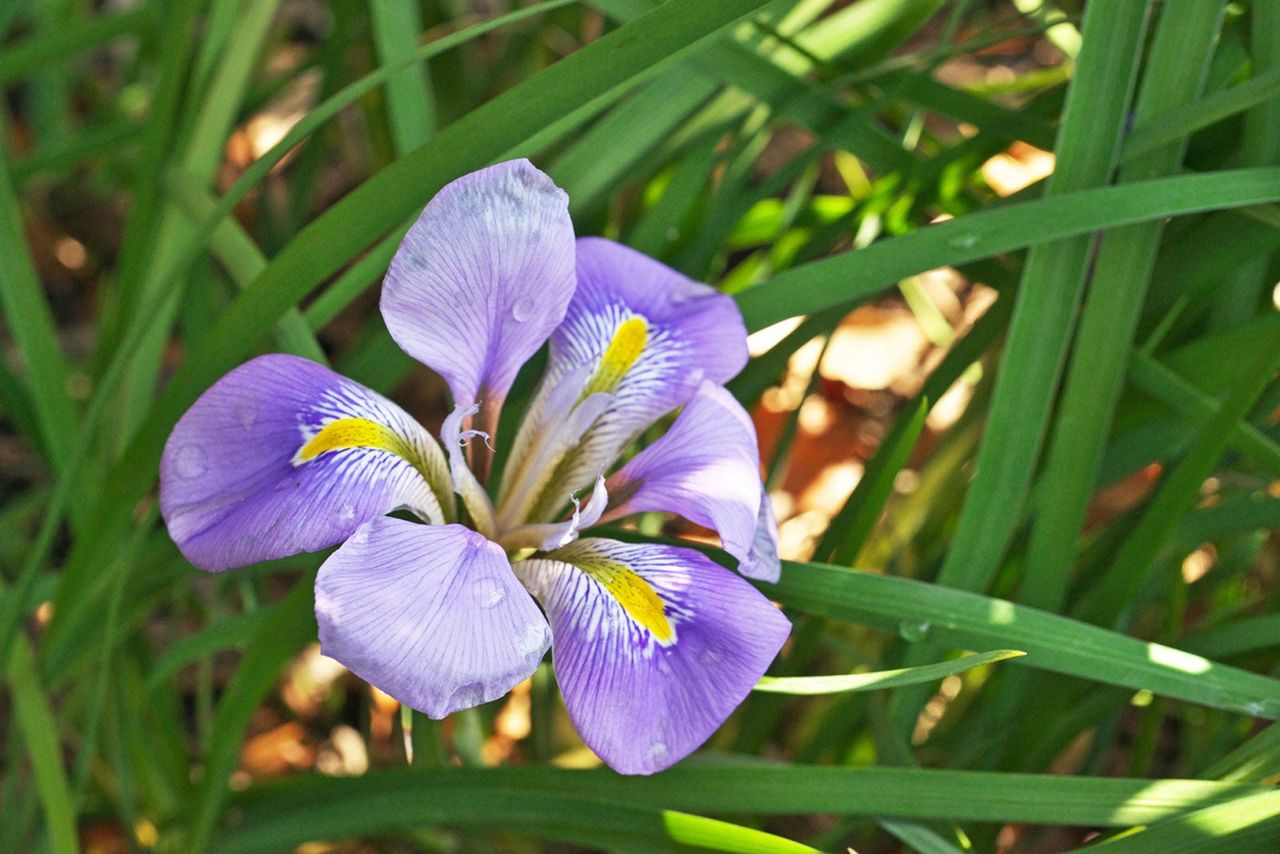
[582,315,648,397]
[579,557,675,644]
[294,417,416,466]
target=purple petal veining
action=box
[317,518,551,718]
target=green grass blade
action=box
[754,649,1024,695]
[735,168,1280,332]
[187,576,317,852]
[12,119,143,183]
[1088,790,1280,853]
[156,1,577,338]
[113,0,282,440]
[551,71,719,218]
[1210,4,1280,328]
[1122,68,1280,163]
[627,132,721,256]
[878,819,966,854]
[1128,351,1280,477]
[144,610,270,695]
[0,5,151,86]
[6,635,77,854]
[166,174,325,361]
[792,0,948,68]
[1186,614,1280,661]
[184,0,252,109]
[0,153,77,473]
[764,560,1280,718]
[1076,329,1280,625]
[94,0,198,368]
[662,811,819,853]
[593,0,914,176]
[151,0,771,425]
[816,396,928,566]
[1205,721,1280,783]
[933,0,1150,597]
[222,766,1271,833]
[302,228,404,331]
[368,0,436,153]
[1021,0,1223,612]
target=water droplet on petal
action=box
[174,445,207,479]
[339,502,356,522]
[898,620,931,642]
[472,577,506,609]
[235,401,257,432]
[511,295,537,322]
[699,648,723,666]
[451,682,484,710]
[515,166,541,189]
[516,622,548,656]
[648,743,668,761]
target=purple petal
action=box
[317,519,551,718]
[516,538,790,775]
[741,490,781,583]
[160,355,451,571]
[380,159,576,411]
[501,237,748,518]
[565,238,748,390]
[603,381,762,571]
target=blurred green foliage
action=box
[2,0,1280,851]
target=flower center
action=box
[496,314,650,534]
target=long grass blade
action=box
[755,649,1024,695]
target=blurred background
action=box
[2,0,1280,851]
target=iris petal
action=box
[515,538,790,775]
[501,238,748,522]
[317,519,551,718]
[381,159,576,423]
[742,490,782,583]
[159,354,450,571]
[603,381,763,574]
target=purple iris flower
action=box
[159,160,790,775]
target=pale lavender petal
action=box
[515,538,790,775]
[159,354,451,571]
[317,519,551,718]
[500,238,749,521]
[380,159,575,410]
[741,490,781,583]
[603,381,761,571]
[564,238,748,390]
